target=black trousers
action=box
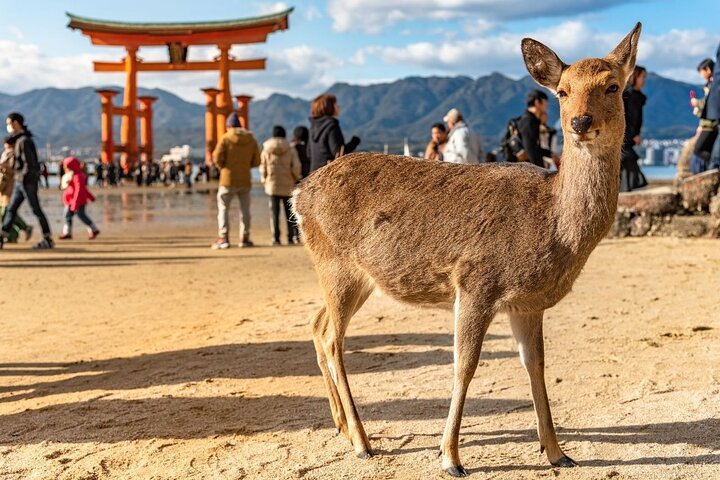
[2,179,51,236]
[269,196,297,242]
[693,128,719,166]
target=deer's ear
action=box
[521,38,566,92]
[607,22,642,84]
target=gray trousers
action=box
[217,186,251,241]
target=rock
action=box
[710,195,720,218]
[674,136,696,186]
[629,214,652,236]
[668,216,709,237]
[617,187,679,215]
[610,211,632,238]
[679,169,720,212]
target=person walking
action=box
[291,125,311,178]
[0,112,53,249]
[689,58,718,173]
[424,122,448,161]
[58,157,100,240]
[308,93,360,173]
[260,126,301,245]
[211,112,260,249]
[620,65,648,192]
[442,108,482,164]
[0,135,32,246]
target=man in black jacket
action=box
[518,89,557,168]
[1,112,53,249]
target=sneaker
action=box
[24,225,33,242]
[272,240,282,246]
[32,237,54,250]
[88,230,100,240]
[58,233,72,240]
[211,237,230,250]
[240,240,254,248]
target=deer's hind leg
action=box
[311,260,375,457]
[509,310,577,468]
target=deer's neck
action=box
[552,142,621,253]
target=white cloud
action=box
[255,2,290,15]
[358,21,720,84]
[0,39,343,102]
[328,0,641,33]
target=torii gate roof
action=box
[67,8,293,46]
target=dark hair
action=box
[7,112,25,127]
[698,58,715,73]
[293,125,309,143]
[431,122,446,132]
[3,134,16,145]
[310,93,338,118]
[272,125,286,138]
[627,65,647,89]
[527,89,548,107]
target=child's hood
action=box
[63,156,83,173]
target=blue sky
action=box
[0,1,718,103]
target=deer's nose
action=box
[571,115,593,134]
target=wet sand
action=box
[0,186,719,479]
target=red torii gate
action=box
[67,9,293,173]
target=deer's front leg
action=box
[509,310,577,468]
[440,293,494,477]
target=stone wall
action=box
[610,169,720,238]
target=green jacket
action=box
[212,128,260,188]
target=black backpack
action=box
[500,116,526,162]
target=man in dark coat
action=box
[1,112,53,249]
[706,41,720,121]
[518,90,556,168]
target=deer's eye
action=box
[556,90,568,98]
[605,84,619,94]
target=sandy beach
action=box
[0,185,718,479]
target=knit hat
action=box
[226,112,241,128]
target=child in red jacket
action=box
[59,157,100,240]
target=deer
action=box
[292,23,641,477]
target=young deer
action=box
[293,23,641,477]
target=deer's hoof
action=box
[445,465,468,477]
[552,456,578,468]
[357,449,374,459]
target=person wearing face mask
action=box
[1,112,53,249]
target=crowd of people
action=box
[2,43,720,250]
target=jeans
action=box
[2,180,51,236]
[64,205,96,231]
[269,196,297,242]
[217,185,251,241]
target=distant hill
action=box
[0,72,700,157]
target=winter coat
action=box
[443,121,482,164]
[518,111,552,168]
[212,128,261,188]
[292,141,311,178]
[308,116,360,173]
[63,157,95,211]
[9,131,40,183]
[260,137,301,197]
[706,41,720,121]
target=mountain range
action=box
[0,72,701,157]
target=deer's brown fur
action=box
[293,23,642,476]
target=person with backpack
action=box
[0,112,53,249]
[504,90,559,168]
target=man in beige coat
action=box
[260,126,301,245]
[211,113,260,249]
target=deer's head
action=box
[521,23,642,151]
